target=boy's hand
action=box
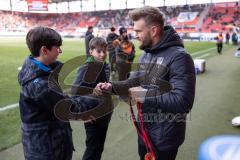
[93,87,103,96]
[97,82,112,91]
[129,86,148,103]
[84,115,96,124]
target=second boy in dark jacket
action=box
[71,37,113,160]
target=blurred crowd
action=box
[0,3,239,35]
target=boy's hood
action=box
[18,55,61,86]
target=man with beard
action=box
[96,6,196,160]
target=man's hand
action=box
[96,82,112,91]
[129,86,147,103]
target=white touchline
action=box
[191,47,216,56]
[195,53,210,59]
[0,103,19,112]
[0,87,72,112]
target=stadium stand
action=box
[202,3,240,33]
[0,3,239,36]
[166,5,205,33]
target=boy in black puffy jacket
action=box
[71,37,113,160]
[18,26,99,160]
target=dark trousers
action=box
[217,43,223,54]
[138,137,178,160]
[82,114,111,160]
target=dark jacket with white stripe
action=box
[112,26,196,153]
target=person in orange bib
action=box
[113,27,135,81]
[216,32,224,54]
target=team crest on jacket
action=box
[156,57,164,64]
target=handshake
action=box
[94,82,148,103]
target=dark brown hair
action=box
[26,26,62,57]
[89,37,107,51]
[88,26,93,30]
[128,6,165,27]
[110,27,115,32]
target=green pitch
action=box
[0,38,217,107]
[0,37,239,160]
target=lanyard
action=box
[130,102,157,160]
